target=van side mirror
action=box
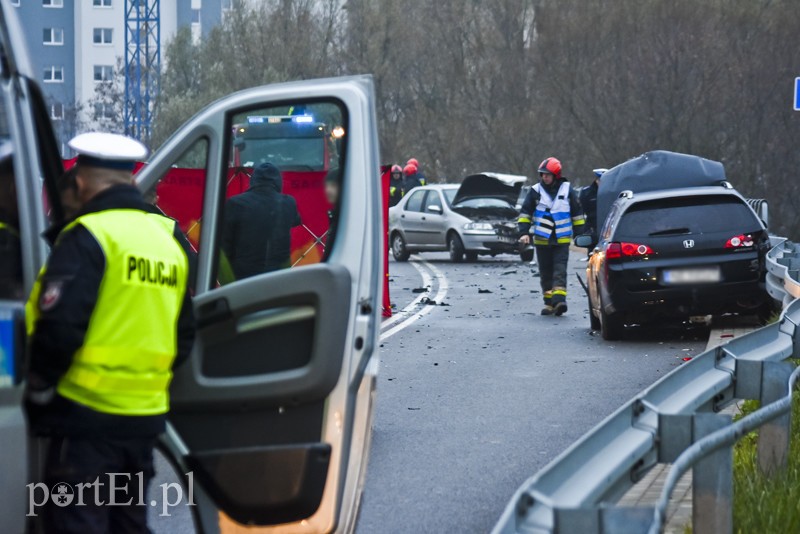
[574,234,594,248]
[427,205,442,214]
[0,302,25,387]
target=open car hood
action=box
[452,173,525,206]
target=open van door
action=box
[135,77,382,533]
[0,3,65,532]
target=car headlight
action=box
[463,222,494,231]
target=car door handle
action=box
[401,215,405,218]
[421,216,426,220]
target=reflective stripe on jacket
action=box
[30,209,188,416]
[533,182,574,245]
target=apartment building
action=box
[12,0,227,153]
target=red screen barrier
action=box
[62,160,391,315]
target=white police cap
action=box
[69,132,148,170]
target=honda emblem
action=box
[683,239,695,249]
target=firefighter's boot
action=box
[552,287,568,316]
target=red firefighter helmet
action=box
[403,163,418,176]
[391,164,402,174]
[538,157,562,179]
[407,158,419,167]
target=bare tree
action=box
[152,0,800,236]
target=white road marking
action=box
[380,256,449,341]
[380,259,433,329]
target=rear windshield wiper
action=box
[648,227,691,236]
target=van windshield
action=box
[237,138,325,170]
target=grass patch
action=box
[731,387,800,533]
[683,364,799,534]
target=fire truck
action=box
[156,113,343,266]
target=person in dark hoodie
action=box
[221,162,302,279]
[518,157,586,316]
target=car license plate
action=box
[662,267,721,284]
[498,236,517,244]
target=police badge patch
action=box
[39,281,64,311]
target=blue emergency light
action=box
[795,77,800,111]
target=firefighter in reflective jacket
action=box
[389,164,404,207]
[24,132,195,532]
[518,157,586,316]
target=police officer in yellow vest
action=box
[518,157,586,316]
[25,133,195,533]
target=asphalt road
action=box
[355,250,709,534]
[147,249,709,533]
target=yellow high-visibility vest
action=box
[28,209,188,415]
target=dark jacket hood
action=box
[250,162,282,193]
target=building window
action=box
[43,66,64,83]
[43,28,64,45]
[192,8,201,24]
[93,28,113,45]
[94,103,114,121]
[50,103,64,121]
[93,65,114,82]
[43,0,64,7]
[93,0,112,6]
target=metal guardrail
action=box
[493,237,800,534]
[648,363,800,534]
[766,237,800,307]
[746,198,769,228]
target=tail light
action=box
[725,234,754,248]
[606,242,653,260]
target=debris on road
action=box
[412,287,429,293]
[478,289,493,294]
[501,270,518,275]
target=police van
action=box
[0,3,383,532]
